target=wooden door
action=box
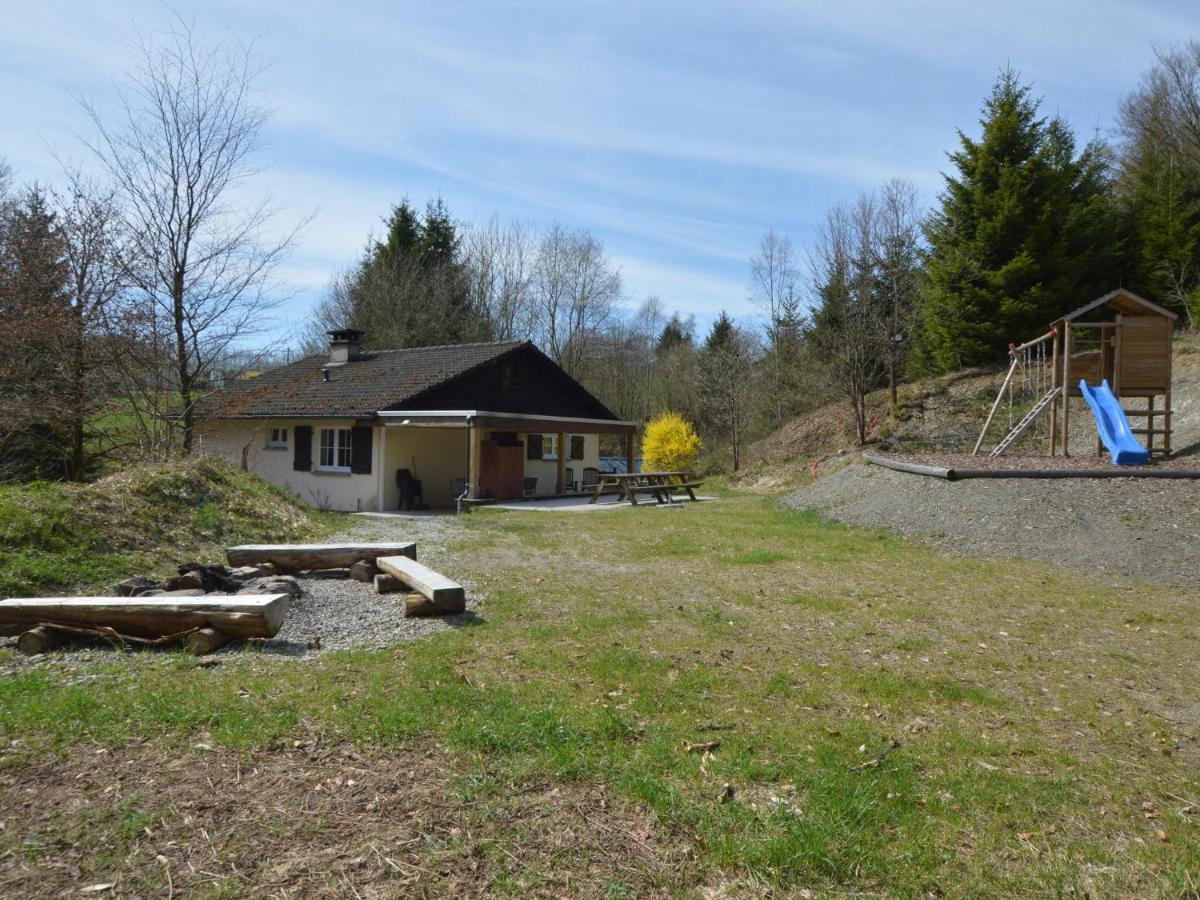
[479,442,524,499]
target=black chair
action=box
[563,467,576,492]
[523,476,538,498]
[396,468,424,510]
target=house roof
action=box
[1059,288,1178,323]
[196,340,528,419]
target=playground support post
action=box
[1165,324,1173,456]
[1050,327,1060,455]
[1060,322,1071,457]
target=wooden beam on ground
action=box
[402,592,439,617]
[16,626,67,656]
[0,594,290,640]
[226,542,416,572]
[184,627,232,655]
[376,556,465,613]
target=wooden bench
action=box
[376,555,465,614]
[226,543,416,571]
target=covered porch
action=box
[374,410,637,511]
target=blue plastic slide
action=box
[1078,379,1150,465]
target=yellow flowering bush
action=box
[641,412,701,472]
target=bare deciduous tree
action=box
[532,224,621,378]
[83,19,303,452]
[873,179,922,406]
[808,198,889,445]
[749,229,804,425]
[577,297,663,427]
[55,169,130,479]
[464,216,537,341]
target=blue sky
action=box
[1,0,1197,345]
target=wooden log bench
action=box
[226,543,416,572]
[0,594,291,641]
[376,556,465,614]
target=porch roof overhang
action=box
[376,409,637,434]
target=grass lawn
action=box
[1,491,1197,896]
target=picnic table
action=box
[588,471,702,506]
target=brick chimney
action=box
[327,328,364,366]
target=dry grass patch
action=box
[0,740,692,898]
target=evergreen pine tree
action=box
[655,313,693,354]
[917,69,1123,373]
[703,311,736,354]
[341,196,489,348]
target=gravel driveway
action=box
[788,461,1200,587]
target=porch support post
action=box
[625,430,635,474]
[468,420,483,499]
[376,425,387,511]
[556,431,566,493]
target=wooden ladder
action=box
[989,387,1061,458]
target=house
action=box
[194,330,636,511]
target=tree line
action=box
[0,21,298,480]
[3,25,1198,481]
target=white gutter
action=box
[376,409,637,427]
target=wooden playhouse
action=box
[976,289,1177,458]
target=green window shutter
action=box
[570,436,585,460]
[526,434,543,460]
[350,426,373,474]
[293,426,313,471]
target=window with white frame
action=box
[318,428,352,471]
[266,426,288,449]
[542,434,559,460]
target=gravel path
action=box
[259,513,476,658]
[788,461,1200,587]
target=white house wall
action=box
[195,419,381,512]
[197,421,604,511]
[516,432,600,493]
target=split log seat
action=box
[0,594,291,640]
[226,543,416,572]
[376,556,465,614]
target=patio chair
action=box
[396,468,424,510]
[563,467,576,492]
[523,476,538,498]
[582,467,599,487]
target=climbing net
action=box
[974,329,1058,456]
[1006,335,1054,440]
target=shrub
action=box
[641,413,701,472]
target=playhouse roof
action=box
[1059,288,1178,323]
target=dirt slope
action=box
[738,333,1200,489]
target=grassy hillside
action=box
[0,457,340,597]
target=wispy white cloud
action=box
[0,0,1186,342]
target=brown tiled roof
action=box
[195,341,527,419]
